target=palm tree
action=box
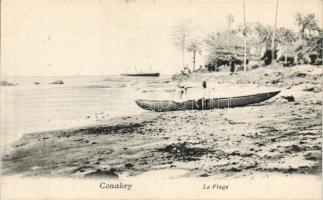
[227,14,234,31]
[187,39,202,71]
[295,13,318,40]
[276,27,296,63]
[253,23,272,54]
[295,13,303,41]
[271,0,279,61]
[243,0,247,71]
[294,13,321,64]
[173,22,191,69]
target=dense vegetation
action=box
[173,13,322,73]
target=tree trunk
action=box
[182,46,185,69]
[271,0,278,62]
[285,46,288,63]
[193,50,196,71]
[243,0,247,71]
[244,38,247,71]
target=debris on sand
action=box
[84,169,119,178]
[1,64,321,179]
[281,96,295,102]
[125,163,134,169]
[158,142,213,161]
[303,86,321,93]
[290,72,308,78]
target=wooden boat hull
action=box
[135,91,280,112]
[121,73,160,77]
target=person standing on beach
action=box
[230,57,236,75]
[173,82,187,102]
[201,81,210,109]
[202,80,211,98]
[202,81,207,96]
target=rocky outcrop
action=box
[49,80,64,84]
[0,81,18,86]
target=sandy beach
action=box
[1,65,322,179]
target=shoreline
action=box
[1,65,322,179]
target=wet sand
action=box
[1,65,322,178]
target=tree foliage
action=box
[173,22,191,68]
[173,13,322,68]
[204,31,247,63]
[295,13,318,40]
[186,39,202,70]
[294,13,322,64]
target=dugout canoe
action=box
[135,90,280,112]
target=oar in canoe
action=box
[135,90,280,112]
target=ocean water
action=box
[0,75,173,145]
[1,74,278,146]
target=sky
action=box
[1,0,322,76]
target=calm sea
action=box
[1,74,277,145]
[1,75,173,145]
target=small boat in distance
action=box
[121,73,160,77]
[135,90,280,112]
[122,66,160,77]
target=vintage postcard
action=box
[0,0,322,199]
